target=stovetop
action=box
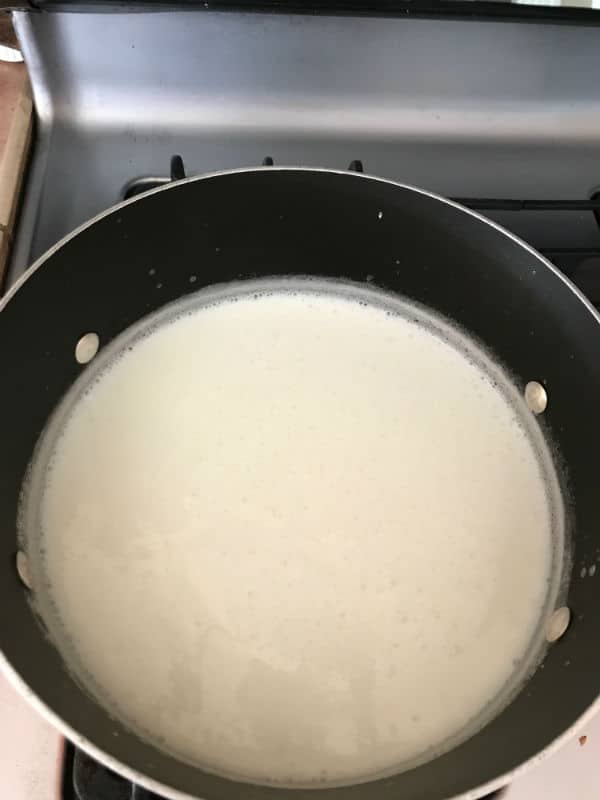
[9,6,600,289]
[5,5,600,799]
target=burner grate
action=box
[64,743,162,800]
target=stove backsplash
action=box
[9,8,600,293]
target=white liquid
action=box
[23,281,560,787]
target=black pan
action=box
[1,168,598,800]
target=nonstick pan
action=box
[1,168,598,800]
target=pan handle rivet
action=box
[546,606,571,643]
[16,551,32,589]
[75,333,100,365]
[525,381,547,414]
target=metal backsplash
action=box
[10,8,600,283]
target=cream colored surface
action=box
[26,287,558,787]
[0,673,62,800]
[0,59,32,285]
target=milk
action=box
[21,279,563,787]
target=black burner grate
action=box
[65,744,162,800]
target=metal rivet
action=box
[546,606,571,643]
[525,381,547,414]
[16,551,31,589]
[75,333,100,365]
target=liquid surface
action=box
[23,282,560,787]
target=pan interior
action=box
[18,277,566,789]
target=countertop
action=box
[0,52,32,290]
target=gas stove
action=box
[4,3,600,799]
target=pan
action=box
[1,168,598,800]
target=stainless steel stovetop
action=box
[4,5,600,798]
[9,7,600,287]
